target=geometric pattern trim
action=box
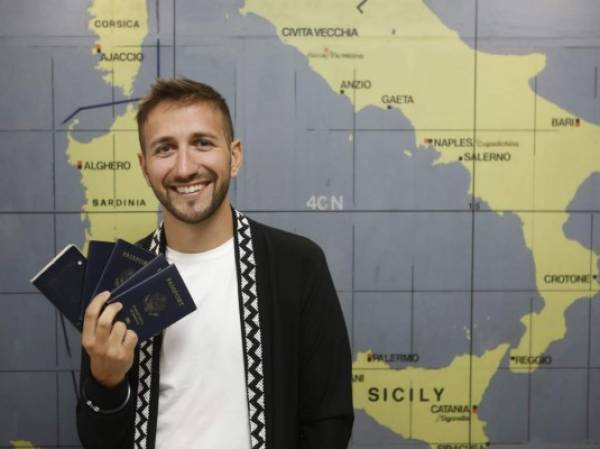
[132,212,267,449]
[235,210,267,449]
[133,224,162,449]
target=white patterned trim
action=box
[235,211,267,449]
[132,214,268,449]
[133,224,162,449]
[133,340,153,449]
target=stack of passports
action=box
[31,239,196,341]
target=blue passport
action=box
[79,240,115,327]
[92,239,155,298]
[111,264,197,341]
[31,244,87,330]
[108,255,169,299]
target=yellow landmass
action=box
[242,0,600,374]
[88,0,148,96]
[353,345,509,448]
[66,105,158,251]
[9,441,39,449]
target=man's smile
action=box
[171,181,210,195]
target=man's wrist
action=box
[83,375,131,414]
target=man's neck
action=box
[162,200,234,253]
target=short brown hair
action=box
[136,78,234,151]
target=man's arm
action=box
[76,292,138,449]
[298,247,354,448]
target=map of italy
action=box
[354,344,508,446]
[59,0,599,446]
[66,0,157,249]
[88,0,147,96]
[239,0,600,446]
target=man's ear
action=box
[230,139,243,177]
[138,150,151,186]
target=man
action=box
[77,78,354,449]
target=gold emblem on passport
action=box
[114,268,137,289]
[143,293,167,317]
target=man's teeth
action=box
[176,184,205,194]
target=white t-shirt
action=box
[155,238,251,449]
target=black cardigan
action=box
[77,210,354,449]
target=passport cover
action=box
[80,240,115,326]
[92,239,155,298]
[112,264,196,341]
[108,255,169,300]
[30,244,86,330]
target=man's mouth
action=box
[173,182,209,194]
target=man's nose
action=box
[173,147,196,178]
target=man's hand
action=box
[82,291,138,388]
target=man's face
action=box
[138,100,242,225]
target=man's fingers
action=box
[95,302,124,342]
[123,330,139,352]
[109,320,128,346]
[81,291,111,346]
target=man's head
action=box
[136,78,234,151]
[137,78,242,225]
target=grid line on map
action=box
[525,74,539,444]
[410,265,415,354]
[155,0,160,35]
[51,54,62,449]
[172,0,176,75]
[353,366,600,371]
[112,133,116,206]
[467,0,480,444]
[0,127,565,132]
[352,67,357,206]
[350,223,356,445]
[586,213,595,440]
[4,209,600,214]
[3,288,599,295]
[351,223,356,350]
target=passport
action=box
[80,240,115,326]
[32,239,196,340]
[31,244,87,330]
[92,239,155,298]
[112,264,197,341]
[108,255,169,299]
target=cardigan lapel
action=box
[132,209,267,449]
[233,209,267,448]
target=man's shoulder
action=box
[247,217,324,262]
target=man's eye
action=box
[194,139,213,148]
[155,144,173,154]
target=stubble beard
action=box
[152,173,231,225]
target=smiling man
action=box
[76,78,354,449]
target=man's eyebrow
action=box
[149,136,175,148]
[189,131,218,140]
